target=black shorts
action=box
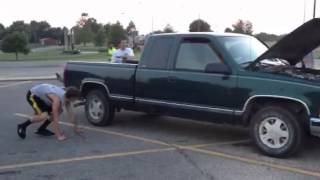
[26,91,52,115]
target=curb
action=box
[0,76,56,82]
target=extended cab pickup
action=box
[64,18,320,157]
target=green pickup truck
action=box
[64,18,320,157]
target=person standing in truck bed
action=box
[111,40,134,63]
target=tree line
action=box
[0,13,284,60]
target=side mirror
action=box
[205,63,231,74]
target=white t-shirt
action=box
[111,48,134,63]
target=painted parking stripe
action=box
[0,148,174,171]
[61,122,320,178]
[14,115,250,149]
[59,122,170,146]
[180,146,320,178]
[0,81,32,88]
[12,114,320,177]
[14,113,32,119]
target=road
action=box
[0,80,320,180]
[0,60,67,79]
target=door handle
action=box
[168,76,177,83]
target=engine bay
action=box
[252,58,320,81]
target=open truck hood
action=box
[255,18,320,66]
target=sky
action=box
[0,0,319,35]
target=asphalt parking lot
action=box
[1,80,320,180]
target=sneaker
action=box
[35,129,54,136]
[17,124,26,139]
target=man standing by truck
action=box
[111,40,134,63]
[17,84,81,141]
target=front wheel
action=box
[85,90,115,126]
[250,106,303,158]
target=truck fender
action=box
[80,78,111,97]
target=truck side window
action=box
[142,37,174,69]
[175,38,222,71]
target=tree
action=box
[151,30,164,34]
[77,13,89,27]
[126,21,137,36]
[1,31,30,60]
[189,19,212,32]
[254,32,279,43]
[78,25,94,46]
[7,21,31,41]
[30,21,51,43]
[232,19,253,35]
[74,13,94,46]
[0,23,5,40]
[105,21,126,46]
[224,27,232,33]
[94,28,106,46]
[163,24,174,33]
[86,18,100,34]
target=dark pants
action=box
[26,90,52,129]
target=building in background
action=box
[39,38,59,46]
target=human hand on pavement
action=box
[57,134,67,141]
[74,127,84,134]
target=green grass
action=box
[0,45,141,62]
[0,47,108,61]
[77,45,107,52]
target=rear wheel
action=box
[85,90,115,126]
[250,106,303,158]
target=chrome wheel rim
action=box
[88,96,105,123]
[259,117,289,149]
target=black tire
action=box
[250,106,303,158]
[85,90,115,126]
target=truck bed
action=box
[64,61,138,98]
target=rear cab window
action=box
[140,36,174,69]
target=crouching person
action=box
[17,84,81,141]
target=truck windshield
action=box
[217,36,268,66]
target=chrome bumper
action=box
[310,118,320,137]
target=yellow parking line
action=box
[0,147,174,171]
[181,146,320,178]
[60,122,249,148]
[60,122,170,146]
[60,122,320,178]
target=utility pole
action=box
[151,16,154,33]
[197,13,200,32]
[313,0,317,18]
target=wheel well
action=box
[81,83,109,98]
[243,97,309,130]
